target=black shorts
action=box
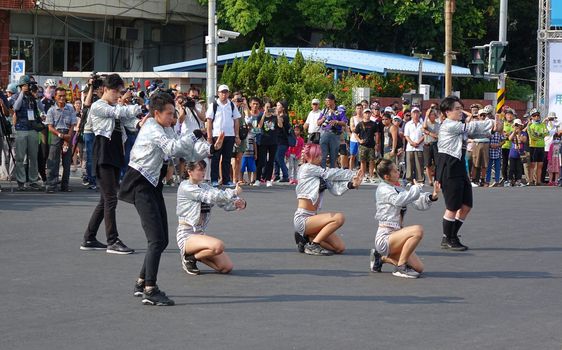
[529,147,545,162]
[436,153,472,211]
[442,177,473,211]
[339,144,349,156]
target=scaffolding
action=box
[537,0,562,114]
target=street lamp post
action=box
[206,0,217,107]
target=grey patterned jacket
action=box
[176,181,239,229]
[438,118,494,160]
[375,181,432,229]
[129,118,210,186]
[296,163,356,209]
[90,99,141,140]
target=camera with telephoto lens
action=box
[182,96,196,109]
[90,72,104,90]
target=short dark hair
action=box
[186,160,206,172]
[355,103,363,107]
[188,86,200,94]
[440,95,464,114]
[375,158,395,178]
[325,93,336,101]
[55,87,67,94]
[103,74,124,90]
[149,92,175,118]
[249,97,262,106]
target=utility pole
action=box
[444,0,455,96]
[413,51,433,94]
[496,0,508,114]
[206,0,217,106]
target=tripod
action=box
[0,111,16,192]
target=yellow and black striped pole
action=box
[496,86,506,114]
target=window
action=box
[37,38,51,74]
[10,38,34,73]
[67,41,94,72]
[53,40,65,73]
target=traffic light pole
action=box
[444,0,454,96]
[496,0,508,113]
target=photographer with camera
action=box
[232,91,249,184]
[80,74,104,189]
[316,93,348,169]
[36,79,58,184]
[175,87,206,180]
[81,74,143,254]
[12,75,42,191]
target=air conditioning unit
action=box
[114,27,139,41]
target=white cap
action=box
[548,111,557,118]
[363,108,372,113]
[384,106,394,114]
[513,119,523,126]
[411,107,421,113]
[311,98,320,104]
[217,84,230,92]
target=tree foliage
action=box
[199,0,536,82]
[219,43,417,126]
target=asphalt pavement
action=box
[1,179,561,350]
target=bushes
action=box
[220,40,417,125]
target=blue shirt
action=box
[46,103,77,130]
[320,108,348,134]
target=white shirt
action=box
[350,115,361,142]
[181,107,204,136]
[545,120,560,151]
[404,120,424,151]
[206,99,241,137]
[305,109,322,133]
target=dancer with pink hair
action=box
[292,143,363,256]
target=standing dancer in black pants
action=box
[119,92,224,306]
[435,96,496,251]
[80,74,142,254]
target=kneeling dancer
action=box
[119,92,223,306]
[371,159,440,278]
[293,143,363,256]
[176,160,246,275]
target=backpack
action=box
[213,100,248,140]
[287,126,297,147]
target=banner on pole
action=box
[548,43,562,116]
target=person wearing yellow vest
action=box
[527,108,549,186]
[500,109,515,185]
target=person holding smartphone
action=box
[256,101,281,187]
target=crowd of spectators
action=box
[1,75,561,192]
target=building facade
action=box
[0,0,206,86]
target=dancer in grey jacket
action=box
[371,158,440,278]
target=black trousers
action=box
[257,143,277,181]
[509,157,523,181]
[501,148,510,180]
[135,181,168,286]
[37,129,49,182]
[84,165,120,244]
[211,136,235,183]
